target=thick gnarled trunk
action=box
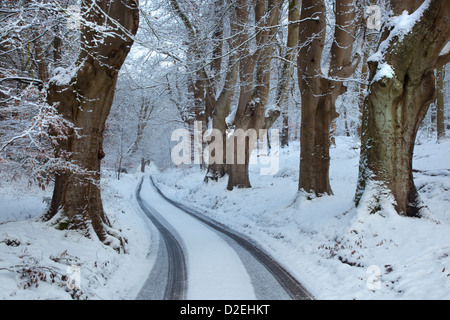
[355,0,450,217]
[357,68,435,216]
[44,0,139,247]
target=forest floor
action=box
[0,136,449,299]
[0,172,152,299]
[153,136,450,300]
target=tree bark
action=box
[44,0,139,247]
[357,0,383,138]
[205,30,240,180]
[297,0,360,196]
[277,0,301,148]
[436,66,446,142]
[227,0,282,190]
[34,36,49,83]
[355,0,450,217]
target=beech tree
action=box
[43,0,139,248]
[226,0,283,190]
[166,0,286,187]
[355,0,450,217]
[167,0,241,180]
[276,0,301,148]
[297,0,361,196]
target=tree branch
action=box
[0,77,43,89]
[435,51,450,69]
[335,53,362,79]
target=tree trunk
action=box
[355,0,450,217]
[357,0,379,138]
[277,0,301,149]
[34,36,49,83]
[205,5,240,181]
[297,0,360,196]
[226,0,282,190]
[343,107,351,137]
[226,136,252,190]
[169,0,240,181]
[53,29,62,66]
[436,66,446,142]
[206,115,228,180]
[205,46,240,181]
[44,0,139,247]
[281,113,290,147]
[299,92,334,194]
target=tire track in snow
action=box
[149,176,314,300]
[136,177,187,300]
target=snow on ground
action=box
[152,136,450,300]
[140,179,257,300]
[0,172,155,300]
[1,136,449,300]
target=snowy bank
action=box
[152,136,450,300]
[0,172,155,300]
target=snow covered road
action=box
[135,176,313,300]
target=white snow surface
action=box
[153,137,450,300]
[440,42,450,57]
[0,173,155,300]
[140,179,256,300]
[1,136,449,300]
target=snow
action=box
[440,42,450,57]
[372,62,395,83]
[1,137,449,300]
[140,178,257,299]
[50,65,78,86]
[0,173,155,300]
[383,1,430,48]
[152,136,450,300]
[368,0,431,78]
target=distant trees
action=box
[355,0,450,217]
[163,0,287,188]
[168,0,241,180]
[145,0,449,209]
[0,1,80,188]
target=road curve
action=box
[135,177,187,300]
[146,175,314,300]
